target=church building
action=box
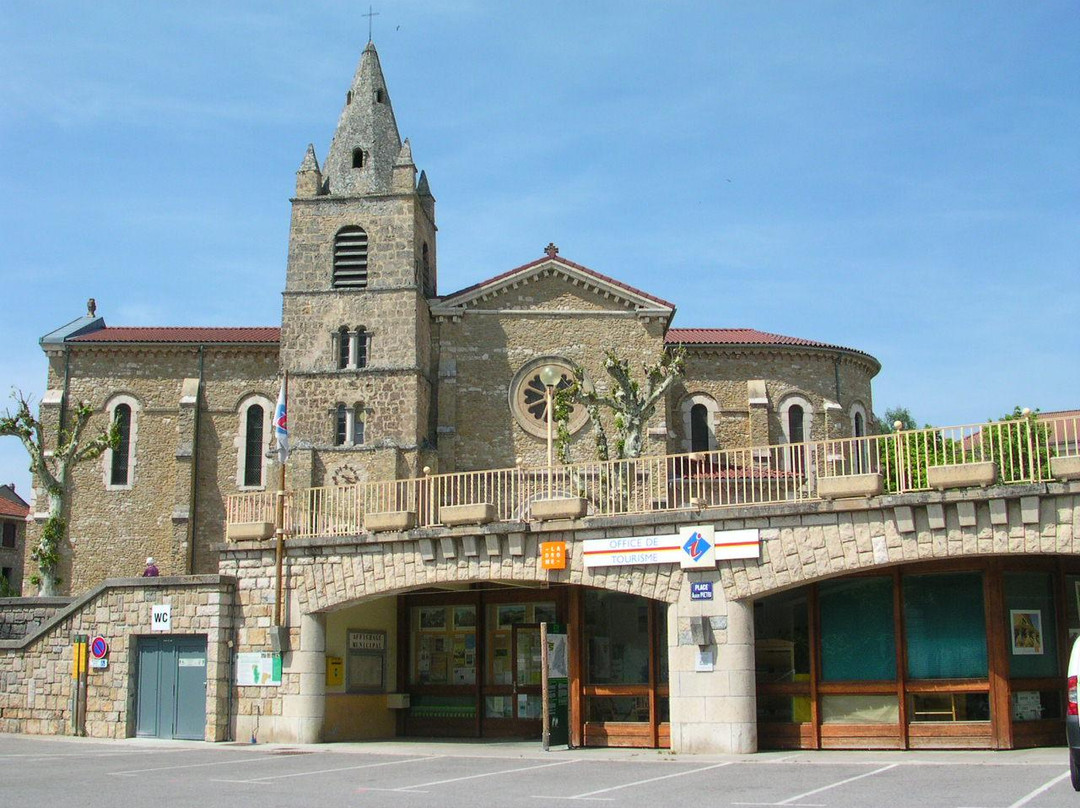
[31,41,878,594]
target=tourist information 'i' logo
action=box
[682,531,711,562]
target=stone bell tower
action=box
[281,41,438,488]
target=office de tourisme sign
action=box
[581,525,759,570]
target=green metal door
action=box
[135,636,207,740]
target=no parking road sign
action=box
[90,636,109,659]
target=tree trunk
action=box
[36,491,64,597]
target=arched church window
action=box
[333,226,368,289]
[352,148,366,169]
[788,405,805,443]
[110,404,132,486]
[374,88,385,103]
[353,404,365,445]
[337,326,350,369]
[243,405,265,487]
[690,404,710,452]
[334,403,365,446]
[854,412,865,438]
[355,328,369,368]
[237,395,272,489]
[335,404,348,446]
[335,326,370,369]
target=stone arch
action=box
[235,393,273,489]
[103,393,141,490]
[284,532,685,617]
[850,400,869,438]
[678,392,719,452]
[778,393,813,444]
[716,491,1080,604]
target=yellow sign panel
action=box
[72,641,88,677]
[325,655,344,687]
[540,541,567,570]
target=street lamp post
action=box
[538,365,562,495]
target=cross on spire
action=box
[363,6,380,42]
[544,242,559,257]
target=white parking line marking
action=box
[381,759,579,793]
[0,748,200,759]
[215,755,437,784]
[1003,771,1070,808]
[734,763,898,806]
[110,756,272,776]
[536,761,733,800]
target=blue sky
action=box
[1,2,1077,499]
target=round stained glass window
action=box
[508,358,590,439]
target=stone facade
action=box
[209,480,1080,750]
[0,598,71,640]
[0,576,234,740]
[29,342,279,592]
[721,482,1080,600]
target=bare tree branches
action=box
[0,390,118,594]
[571,347,684,460]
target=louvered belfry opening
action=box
[333,226,369,288]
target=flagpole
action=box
[274,371,288,627]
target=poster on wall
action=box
[453,606,476,629]
[419,607,446,630]
[236,652,282,686]
[1010,609,1044,655]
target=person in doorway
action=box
[142,557,159,577]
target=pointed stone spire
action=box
[295,143,323,198]
[416,169,435,220]
[416,170,432,198]
[324,41,402,195]
[392,138,417,193]
[298,143,320,173]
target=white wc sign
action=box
[151,604,172,632]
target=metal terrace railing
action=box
[226,413,1080,540]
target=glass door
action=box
[514,624,543,723]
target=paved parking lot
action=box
[0,735,1076,808]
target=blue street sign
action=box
[690,582,713,601]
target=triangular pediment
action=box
[433,255,675,320]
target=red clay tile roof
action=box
[439,254,676,310]
[0,498,29,519]
[1039,409,1080,421]
[71,327,280,344]
[666,328,878,364]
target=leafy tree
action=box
[878,406,918,433]
[0,391,118,595]
[982,406,1053,483]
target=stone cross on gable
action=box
[544,243,559,257]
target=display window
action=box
[399,585,670,748]
[755,559,1077,750]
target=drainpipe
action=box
[187,347,204,573]
[60,346,71,435]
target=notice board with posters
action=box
[347,629,386,693]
